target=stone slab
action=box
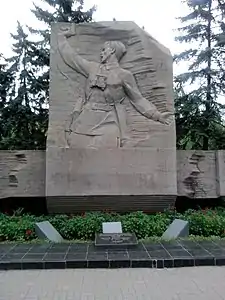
[46,195,176,214]
[162,219,189,239]
[46,21,177,213]
[216,150,225,196]
[35,221,64,243]
[95,233,138,247]
[0,150,45,199]
[0,150,225,205]
[177,150,218,198]
[2,240,224,270]
[102,222,122,233]
[46,147,177,196]
[48,21,175,149]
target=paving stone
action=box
[0,267,225,299]
[2,241,225,271]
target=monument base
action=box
[46,22,177,214]
[46,195,176,214]
[46,147,177,213]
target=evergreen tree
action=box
[0,55,14,148]
[174,0,225,150]
[28,0,95,112]
[174,78,225,149]
[0,54,14,107]
[0,23,48,149]
[0,0,95,150]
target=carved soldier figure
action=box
[58,26,172,147]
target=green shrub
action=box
[183,210,225,237]
[0,209,225,242]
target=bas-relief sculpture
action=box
[57,24,173,148]
[1,23,225,213]
[49,22,175,149]
[46,21,177,213]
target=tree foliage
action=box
[175,78,225,149]
[174,0,225,150]
[0,0,95,150]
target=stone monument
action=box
[46,21,177,213]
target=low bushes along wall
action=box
[1,209,225,242]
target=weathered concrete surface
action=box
[46,21,177,212]
[216,151,225,197]
[48,22,175,148]
[0,151,45,199]
[177,150,218,199]
[47,148,176,196]
[1,27,225,212]
[0,150,224,212]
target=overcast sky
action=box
[0,0,187,52]
[0,0,189,75]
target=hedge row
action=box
[1,209,225,242]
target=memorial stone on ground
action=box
[102,222,122,234]
[35,221,64,243]
[47,21,177,213]
[162,219,189,239]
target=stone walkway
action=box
[1,267,225,299]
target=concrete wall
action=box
[0,149,225,206]
[216,151,225,197]
[0,151,45,199]
[177,151,218,199]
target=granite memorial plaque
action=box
[102,222,122,233]
[95,232,138,247]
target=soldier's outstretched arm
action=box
[122,71,172,125]
[57,26,93,78]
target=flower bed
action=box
[1,209,225,242]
